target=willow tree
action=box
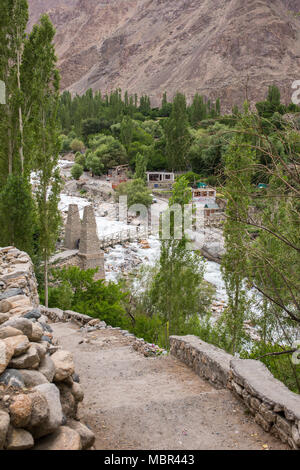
[222,105,300,387]
[22,15,62,306]
[221,107,256,353]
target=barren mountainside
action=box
[28,0,300,109]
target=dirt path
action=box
[52,322,288,450]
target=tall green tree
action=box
[165,93,191,171]
[0,0,28,179]
[22,15,62,307]
[134,152,147,181]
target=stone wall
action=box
[170,335,300,450]
[0,247,95,450]
[41,306,168,358]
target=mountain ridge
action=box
[28,0,300,109]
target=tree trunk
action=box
[44,253,48,308]
[17,47,24,173]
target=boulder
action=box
[9,394,32,428]
[33,426,82,450]
[0,410,10,450]
[0,288,23,301]
[31,342,47,361]
[0,326,23,340]
[0,300,13,313]
[6,427,34,450]
[0,369,25,388]
[67,420,95,450]
[0,313,9,325]
[32,383,63,438]
[0,318,32,339]
[9,346,40,370]
[19,370,49,387]
[39,356,55,382]
[23,309,41,321]
[4,335,30,357]
[27,391,49,429]
[57,382,77,418]
[39,322,53,334]
[29,322,44,342]
[52,350,75,382]
[0,339,14,374]
[71,382,84,403]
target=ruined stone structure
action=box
[64,204,81,250]
[61,205,105,280]
[78,206,105,280]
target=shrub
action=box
[71,163,84,180]
[70,138,85,153]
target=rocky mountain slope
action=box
[28,0,300,109]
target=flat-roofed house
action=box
[147,171,175,189]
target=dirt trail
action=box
[52,322,288,450]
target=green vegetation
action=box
[0,4,299,392]
[0,3,61,306]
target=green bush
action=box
[71,163,84,180]
[70,138,85,153]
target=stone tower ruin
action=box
[78,205,105,280]
[64,204,81,250]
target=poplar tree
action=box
[22,15,62,306]
[0,0,28,179]
[165,93,191,171]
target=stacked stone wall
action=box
[0,247,95,450]
[170,335,300,449]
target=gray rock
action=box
[0,369,25,388]
[32,383,63,438]
[0,288,23,301]
[33,426,82,450]
[0,410,10,450]
[27,391,49,429]
[72,373,80,383]
[6,427,34,450]
[67,420,95,450]
[9,345,40,370]
[19,370,49,387]
[39,322,53,334]
[41,335,52,344]
[0,317,33,339]
[39,356,56,382]
[56,382,77,418]
[31,342,47,361]
[23,309,41,320]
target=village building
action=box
[192,186,221,217]
[192,186,217,204]
[108,164,129,189]
[146,171,175,189]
